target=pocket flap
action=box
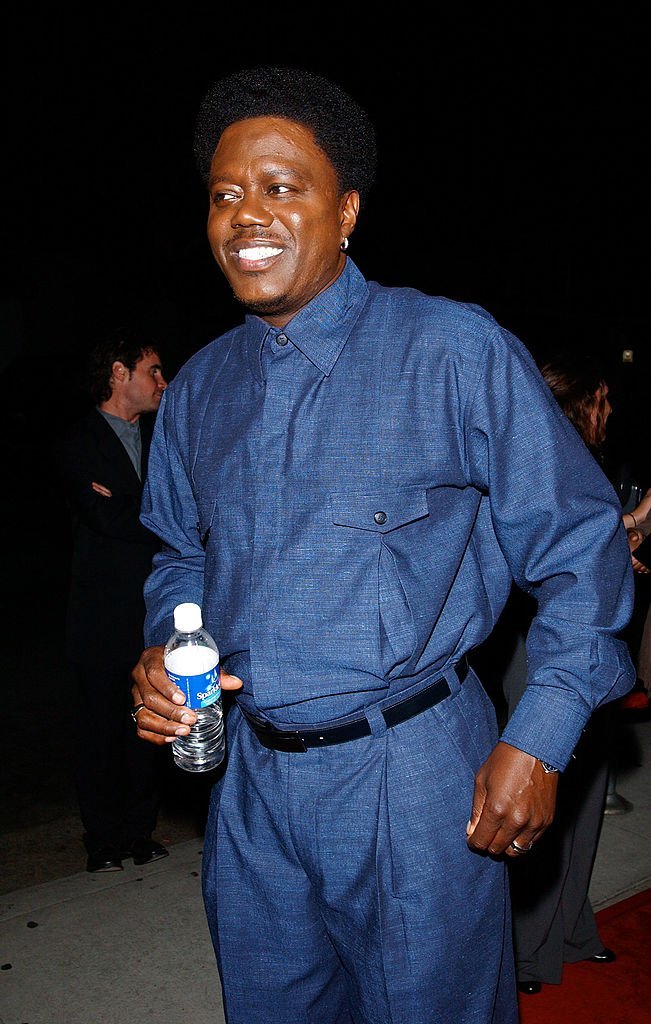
[330,489,429,533]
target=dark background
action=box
[2,10,649,604]
[1,10,649,884]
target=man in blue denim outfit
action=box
[131,67,635,1023]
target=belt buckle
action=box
[255,726,307,753]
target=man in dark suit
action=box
[57,329,169,871]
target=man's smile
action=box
[227,238,286,271]
[233,244,284,268]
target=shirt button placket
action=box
[250,329,296,708]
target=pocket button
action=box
[374,510,388,525]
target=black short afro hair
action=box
[193,66,377,203]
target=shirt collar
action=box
[245,258,369,382]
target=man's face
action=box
[122,349,167,415]
[206,116,359,326]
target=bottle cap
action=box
[173,603,203,633]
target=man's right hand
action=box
[131,646,243,745]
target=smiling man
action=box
[206,115,357,323]
[131,67,634,1023]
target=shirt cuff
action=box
[500,684,590,769]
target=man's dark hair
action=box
[87,327,159,405]
[193,66,377,203]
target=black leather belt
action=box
[241,659,468,753]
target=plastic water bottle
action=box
[163,603,225,773]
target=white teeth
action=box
[236,246,282,262]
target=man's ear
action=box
[111,360,129,384]
[340,190,360,244]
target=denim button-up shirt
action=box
[142,259,634,768]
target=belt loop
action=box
[365,704,388,738]
[443,658,466,697]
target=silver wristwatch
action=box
[540,760,560,774]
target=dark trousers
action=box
[73,661,162,852]
[507,697,612,984]
[501,627,611,984]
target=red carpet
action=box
[518,889,651,1023]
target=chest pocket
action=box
[330,488,430,674]
[330,488,429,534]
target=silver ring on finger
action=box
[131,703,146,722]
[510,839,533,855]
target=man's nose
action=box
[231,191,274,228]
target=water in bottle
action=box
[163,602,225,772]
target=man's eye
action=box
[211,190,238,205]
[268,184,293,195]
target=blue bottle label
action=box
[166,665,220,710]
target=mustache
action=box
[226,231,288,246]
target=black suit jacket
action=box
[55,409,160,664]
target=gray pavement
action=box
[590,713,651,911]
[1,715,649,1024]
[0,841,224,1024]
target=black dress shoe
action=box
[125,839,169,866]
[518,981,541,995]
[86,848,123,873]
[587,947,616,963]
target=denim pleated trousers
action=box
[202,670,517,1024]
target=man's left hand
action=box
[466,741,558,858]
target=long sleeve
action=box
[466,326,635,768]
[140,388,207,647]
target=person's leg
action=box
[332,671,516,1024]
[123,666,164,846]
[202,712,351,1024]
[204,674,517,1024]
[561,718,611,962]
[74,661,128,855]
[508,711,612,984]
[508,821,569,985]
